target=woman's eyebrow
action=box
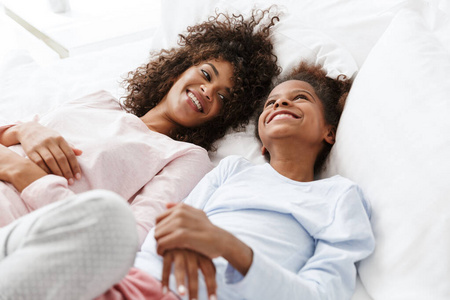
[206,63,219,76]
[206,62,231,96]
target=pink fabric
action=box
[96,268,179,300]
[0,91,213,244]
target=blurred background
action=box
[0,0,161,65]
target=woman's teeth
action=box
[188,92,203,112]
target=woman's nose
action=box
[200,85,212,101]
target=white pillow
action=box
[153,0,422,165]
[155,0,412,68]
[155,0,359,77]
[323,1,450,299]
[155,0,369,164]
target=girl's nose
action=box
[274,98,290,108]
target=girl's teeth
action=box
[273,114,294,120]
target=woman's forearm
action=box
[0,125,20,146]
[6,160,47,192]
[0,144,47,192]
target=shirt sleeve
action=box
[129,148,214,245]
[224,186,375,300]
[20,175,75,210]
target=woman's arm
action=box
[0,144,47,192]
[129,148,215,245]
[0,121,82,183]
[0,124,20,146]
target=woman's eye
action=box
[218,94,225,102]
[201,70,211,81]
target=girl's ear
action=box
[324,126,336,145]
[261,145,267,155]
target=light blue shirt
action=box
[135,155,375,300]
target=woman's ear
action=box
[324,126,336,145]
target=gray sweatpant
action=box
[0,189,139,300]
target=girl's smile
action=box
[265,110,301,125]
[258,80,333,153]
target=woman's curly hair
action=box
[255,61,353,174]
[121,9,281,151]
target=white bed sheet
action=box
[0,37,155,124]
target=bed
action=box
[1,0,449,299]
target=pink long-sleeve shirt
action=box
[0,91,213,244]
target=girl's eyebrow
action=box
[267,89,317,102]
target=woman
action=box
[0,9,280,244]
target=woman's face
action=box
[258,80,332,150]
[162,59,234,128]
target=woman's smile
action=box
[186,90,205,113]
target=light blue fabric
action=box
[135,155,375,300]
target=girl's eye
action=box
[294,94,308,101]
[201,70,211,81]
[218,94,225,102]
[265,99,275,108]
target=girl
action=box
[0,9,280,244]
[147,62,375,300]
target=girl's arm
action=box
[161,249,217,300]
[155,203,254,276]
[222,187,375,300]
[154,156,255,273]
[155,186,375,300]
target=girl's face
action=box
[162,59,234,128]
[258,80,334,150]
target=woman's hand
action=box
[0,144,47,192]
[16,121,82,184]
[161,249,217,300]
[155,203,254,277]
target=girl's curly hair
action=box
[121,9,281,151]
[255,61,353,174]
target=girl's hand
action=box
[0,144,47,192]
[161,249,217,300]
[16,121,82,184]
[154,203,223,258]
[155,203,254,277]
